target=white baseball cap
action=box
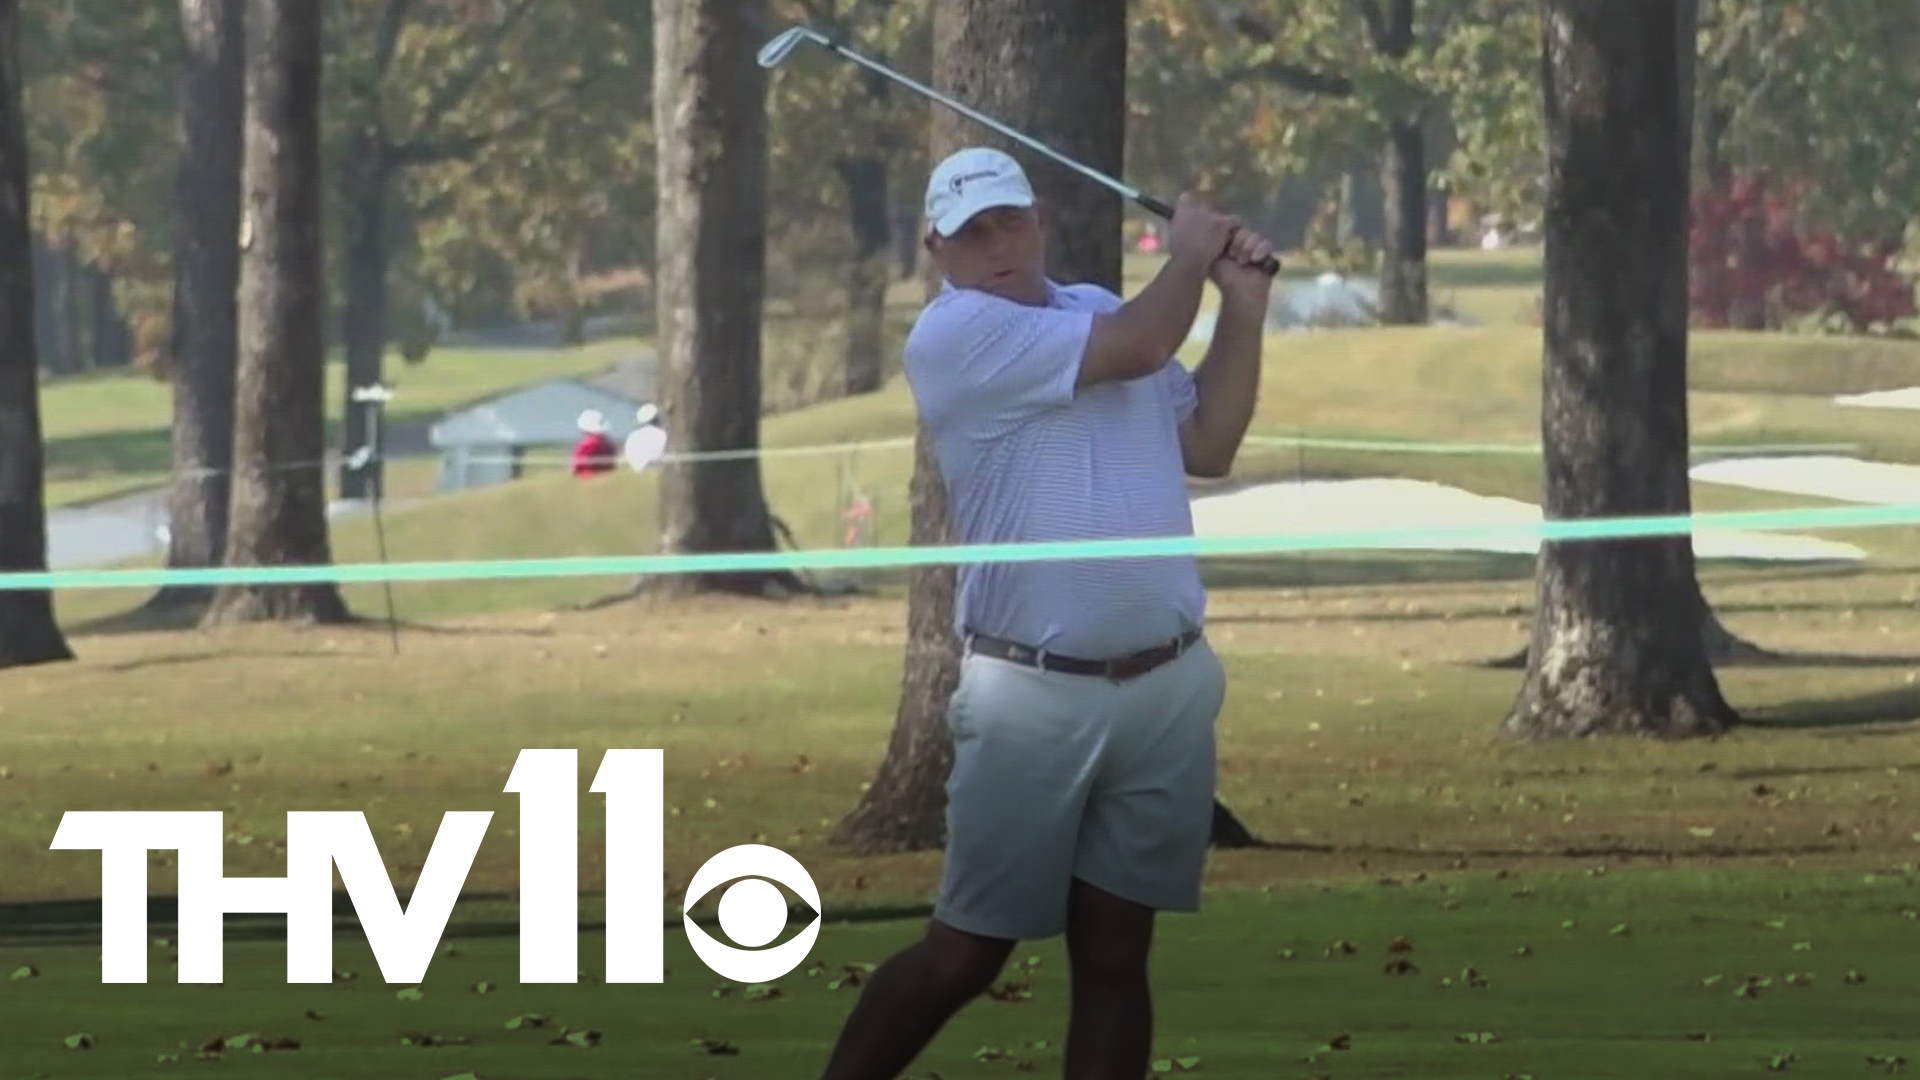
[635,403,659,426]
[578,408,607,434]
[924,147,1035,238]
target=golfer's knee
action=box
[921,923,1015,1001]
[1069,939,1150,986]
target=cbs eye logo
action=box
[682,844,823,983]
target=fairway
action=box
[4,582,1920,1076]
[14,250,1920,1078]
[5,872,1920,1078]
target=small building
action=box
[429,376,649,493]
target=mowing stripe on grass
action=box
[6,501,1920,591]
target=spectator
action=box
[571,409,618,477]
[623,403,668,473]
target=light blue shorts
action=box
[934,638,1226,941]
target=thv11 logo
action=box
[49,749,821,986]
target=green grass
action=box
[37,342,632,507]
[14,242,1920,1077]
[45,306,1920,628]
[4,590,1920,1075]
[6,870,1920,1077]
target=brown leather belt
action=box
[964,627,1202,682]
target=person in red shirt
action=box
[571,409,618,477]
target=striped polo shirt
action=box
[904,278,1206,660]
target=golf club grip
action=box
[1136,194,1280,276]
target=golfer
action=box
[816,146,1272,1080]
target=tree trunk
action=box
[1378,118,1429,323]
[0,0,74,669]
[833,0,1257,854]
[205,0,351,627]
[831,427,961,853]
[142,0,244,618]
[839,152,890,396]
[1502,0,1736,740]
[88,265,130,369]
[337,142,391,502]
[645,0,800,598]
[46,240,81,374]
[30,232,54,374]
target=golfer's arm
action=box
[1180,288,1265,478]
[1076,252,1212,388]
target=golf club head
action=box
[757,26,829,68]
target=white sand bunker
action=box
[1189,477,1864,563]
[1690,455,1920,506]
[1834,386,1920,410]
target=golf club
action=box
[758,25,1280,275]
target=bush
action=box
[1690,173,1917,335]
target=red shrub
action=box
[1689,173,1916,334]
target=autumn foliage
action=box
[1689,173,1917,334]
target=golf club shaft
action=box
[811,36,1278,275]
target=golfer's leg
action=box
[1063,877,1156,1080]
[818,657,1099,1080]
[1065,643,1226,1080]
[815,920,1015,1080]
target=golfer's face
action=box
[936,206,1045,299]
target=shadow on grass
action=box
[1201,552,1874,603]
[1199,551,1539,593]
[0,890,866,947]
[1736,683,1920,730]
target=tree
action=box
[327,0,598,500]
[204,0,351,626]
[644,0,803,598]
[766,0,929,397]
[833,0,1257,853]
[0,0,74,669]
[1501,0,1738,740]
[407,0,655,348]
[141,0,245,618]
[1209,0,1457,323]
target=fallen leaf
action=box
[505,1013,551,1030]
[396,987,425,1001]
[550,1028,601,1048]
[691,1037,738,1055]
[985,978,1032,1002]
[400,1032,470,1048]
[1382,958,1418,976]
[1387,935,1413,953]
[63,1033,93,1050]
[11,964,38,979]
[1845,970,1868,985]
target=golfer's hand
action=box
[1209,224,1277,297]
[1168,192,1239,271]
